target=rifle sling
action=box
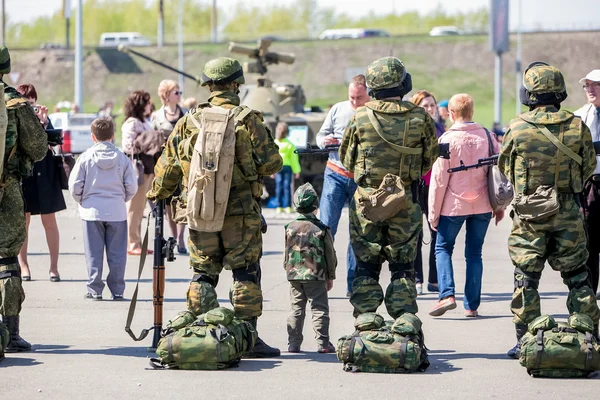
[519,118,582,165]
[125,212,152,342]
[366,108,423,156]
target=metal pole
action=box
[1,0,5,47]
[178,0,184,92]
[515,0,522,116]
[211,0,217,43]
[494,53,502,125]
[74,0,83,109]
[158,0,164,48]
[66,18,70,50]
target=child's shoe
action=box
[276,207,284,214]
[288,344,301,353]
[284,207,293,214]
[317,342,336,353]
[84,293,102,301]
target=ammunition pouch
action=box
[513,185,559,222]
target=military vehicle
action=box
[119,40,329,199]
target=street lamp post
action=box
[74,0,83,109]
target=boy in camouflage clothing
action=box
[285,183,337,353]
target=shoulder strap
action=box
[520,118,582,165]
[366,108,422,155]
[234,107,252,125]
[483,128,494,157]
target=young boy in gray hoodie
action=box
[69,117,138,300]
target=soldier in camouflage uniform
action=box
[498,62,600,359]
[147,57,283,358]
[284,183,337,353]
[340,57,439,319]
[0,46,48,353]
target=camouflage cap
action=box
[0,46,10,75]
[201,57,245,87]
[293,182,319,213]
[366,57,407,91]
[522,62,565,94]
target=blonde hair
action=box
[448,93,474,121]
[157,80,179,105]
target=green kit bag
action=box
[519,314,600,378]
[337,312,429,373]
[0,321,9,361]
[150,307,257,370]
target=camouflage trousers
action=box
[509,197,600,326]
[186,213,263,321]
[287,280,330,347]
[349,196,421,319]
[0,181,27,317]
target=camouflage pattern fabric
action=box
[340,99,437,319]
[148,90,282,321]
[365,57,406,91]
[201,57,245,87]
[186,281,220,316]
[287,280,330,347]
[498,106,600,327]
[284,213,336,281]
[293,182,319,213]
[522,64,566,94]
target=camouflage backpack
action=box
[0,320,9,362]
[150,307,257,370]
[519,314,600,378]
[337,312,429,373]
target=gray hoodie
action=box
[69,141,138,221]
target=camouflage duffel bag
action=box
[150,307,257,370]
[519,314,600,378]
[0,321,9,361]
[337,312,429,373]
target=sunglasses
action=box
[172,91,182,95]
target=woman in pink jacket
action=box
[428,94,503,318]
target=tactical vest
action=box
[284,216,329,281]
[353,105,425,188]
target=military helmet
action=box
[520,61,567,107]
[0,46,11,75]
[293,182,319,214]
[365,57,412,98]
[201,57,245,87]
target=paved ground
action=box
[2,193,599,399]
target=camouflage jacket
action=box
[498,106,596,195]
[2,82,47,183]
[339,100,439,188]
[284,214,337,281]
[148,91,282,216]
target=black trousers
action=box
[584,179,600,294]
[415,181,438,285]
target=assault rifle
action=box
[125,199,177,350]
[447,155,499,173]
[295,144,340,155]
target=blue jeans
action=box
[275,166,293,208]
[319,167,357,293]
[435,213,492,311]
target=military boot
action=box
[506,324,527,360]
[244,318,281,358]
[4,316,31,353]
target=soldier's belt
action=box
[590,175,600,183]
[0,256,18,266]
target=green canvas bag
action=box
[519,314,600,378]
[337,312,429,373]
[150,307,257,370]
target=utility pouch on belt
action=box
[513,122,581,222]
[356,108,422,223]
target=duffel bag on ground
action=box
[337,312,429,373]
[519,313,600,378]
[150,307,257,370]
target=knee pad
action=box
[232,263,260,285]
[229,281,263,320]
[385,277,418,319]
[389,262,415,281]
[561,266,591,290]
[514,268,541,290]
[186,280,219,316]
[350,276,384,317]
[355,262,383,281]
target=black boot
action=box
[244,318,280,358]
[4,316,31,353]
[507,324,527,360]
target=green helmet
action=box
[366,57,407,91]
[201,57,245,87]
[520,61,567,107]
[0,46,11,75]
[293,183,319,214]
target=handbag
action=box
[130,153,144,186]
[483,129,514,212]
[54,147,76,190]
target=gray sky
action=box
[5,0,600,31]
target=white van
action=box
[99,32,151,48]
[319,29,390,40]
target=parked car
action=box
[99,32,152,48]
[49,113,98,154]
[429,26,461,36]
[319,28,390,40]
[40,42,66,50]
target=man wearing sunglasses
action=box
[576,70,600,298]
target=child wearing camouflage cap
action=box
[284,183,337,353]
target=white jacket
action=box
[69,141,138,221]
[575,103,600,174]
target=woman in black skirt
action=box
[17,84,66,282]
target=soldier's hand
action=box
[327,280,334,291]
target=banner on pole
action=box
[64,0,72,19]
[489,0,509,54]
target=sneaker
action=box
[288,344,301,353]
[416,283,423,295]
[84,293,102,301]
[317,342,336,353]
[507,343,521,359]
[464,310,479,318]
[112,295,125,301]
[429,296,456,317]
[276,207,284,214]
[427,283,439,293]
[284,207,293,214]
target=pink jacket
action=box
[428,122,500,228]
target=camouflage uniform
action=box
[147,58,282,325]
[0,46,49,354]
[284,183,337,349]
[340,57,439,319]
[499,62,600,357]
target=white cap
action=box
[579,70,600,83]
